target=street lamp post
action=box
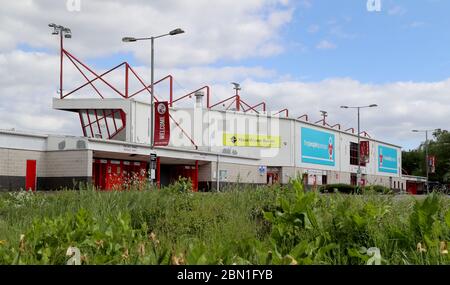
[122,28,185,149]
[341,104,378,190]
[412,129,439,194]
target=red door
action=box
[407,182,417,195]
[170,165,198,192]
[25,160,37,191]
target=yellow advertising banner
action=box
[223,133,281,148]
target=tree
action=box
[428,130,450,183]
[402,130,450,184]
[402,149,424,176]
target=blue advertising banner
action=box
[378,145,398,174]
[301,127,335,166]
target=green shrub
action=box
[0,182,449,265]
[366,185,393,195]
[319,184,355,194]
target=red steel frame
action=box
[171,86,210,107]
[346,128,355,134]
[209,95,265,114]
[80,109,126,139]
[57,36,366,143]
[298,114,308,121]
[359,131,371,138]
[274,108,289,117]
[330,124,341,130]
[245,102,266,113]
[58,41,198,148]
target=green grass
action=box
[0,180,449,265]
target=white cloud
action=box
[239,78,450,148]
[0,51,78,134]
[0,0,447,151]
[2,49,449,150]
[0,0,294,67]
[316,40,336,50]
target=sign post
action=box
[150,153,157,181]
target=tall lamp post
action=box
[341,104,378,189]
[49,23,72,96]
[122,28,185,149]
[412,129,439,194]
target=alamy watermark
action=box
[367,0,381,12]
[66,0,81,12]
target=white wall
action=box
[120,101,402,179]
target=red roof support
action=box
[171,86,210,107]
[274,109,289,117]
[297,114,308,121]
[360,131,371,138]
[330,124,341,130]
[243,101,266,113]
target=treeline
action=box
[402,129,450,183]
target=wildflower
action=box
[138,243,145,257]
[80,254,88,264]
[149,232,160,246]
[416,242,427,253]
[19,234,25,252]
[440,241,448,255]
[171,252,186,265]
[366,247,382,265]
[283,255,298,265]
[95,240,104,249]
[66,246,81,265]
[0,240,6,245]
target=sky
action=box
[1,0,449,150]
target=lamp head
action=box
[169,28,185,35]
[369,104,378,108]
[231,82,241,90]
[340,106,349,109]
[122,37,137,42]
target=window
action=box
[322,175,327,185]
[350,142,366,166]
[79,109,125,139]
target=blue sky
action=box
[75,0,450,84]
[207,0,450,84]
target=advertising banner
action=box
[154,101,170,146]
[378,145,398,174]
[360,141,370,163]
[301,127,335,166]
[223,133,281,148]
[428,155,436,174]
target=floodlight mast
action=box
[49,23,72,96]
